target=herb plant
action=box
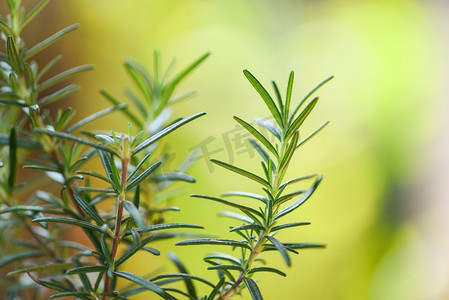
[0,0,331,299]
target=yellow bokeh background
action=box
[11,0,449,299]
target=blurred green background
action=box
[13,0,449,299]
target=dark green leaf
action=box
[114,271,176,300]
[249,139,270,163]
[272,80,283,113]
[233,116,278,157]
[125,161,162,192]
[284,71,294,120]
[115,235,153,267]
[207,277,225,300]
[279,174,317,189]
[49,292,91,299]
[290,75,333,121]
[151,272,214,289]
[210,159,270,188]
[167,252,197,297]
[66,265,107,275]
[222,191,267,204]
[176,238,251,250]
[133,184,140,208]
[249,267,286,277]
[133,112,206,154]
[207,264,244,272]
[275,175,322,219]
[243,69,283,128]
[191,194,263,218]
[271,222,310,231]
[230,224,264,232]
[32,217,109,235]
[296,121,329,149]
[73,193,104,225]
[204,253,241,265]
[7,127,17,192]
[135,223,203,233]
[243,277,263,300]
[6,37,21,74]
[266,236,290,267]
[286,97,318,140]
[98,150,121,191]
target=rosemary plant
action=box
[0,0,331,299]
[176,70,332,300]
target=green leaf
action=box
[133,112,206,154]
[284,71,294,120]
[100,88,143,128]
[243,69,283,128]
[66,104,126,133]
[275,175,322,219]
[49,292,91,299]
[133,184,141,208]
[151,172,195,183]
[230,224,264,232]
[73,193,104,225]
[98,150,121,191]
[7,262,73,276]
[249,266,286,277]
[114,271,176,300]
[21,0,51,29]
[272,80,284,113]
[176,238,251,250]
[249,139,270,163]
[125,161,162,192]
[33,128,119,156]
[25,24,78,58]
[135,223,204,233]
[271,222,311,231]
[151,272,214,289]
[115,235,153,267]
[275,189,305,206]
[38,84,79,106]
[207,264,244,272]
[157,53,210,115]
[279,174,317,189]
[167,252,197,297]
[253,118,282,141]
[7,127,17,192]
[219,211,254,224]
[66,265,107,275]
[37,65,94,92]
[0,251,43,269]
[0,19,12,36]
[243,277,263,300]
[233,116,278,157]
[32,217,109,235]
[296,121,329,149]
[0,205,61,215]
[123,200,145,228]
[266,236,291,267]
[207,277,225,300]
[204,253,241,265]
[286,97,318,139]
[6,37,21,74]
[35,55,62,82]
[191,194,263,218]
[210,159,270,188]
[222,191,268,204]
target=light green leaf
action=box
[233,116,278,157]
[25,24,78,58]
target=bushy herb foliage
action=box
[0,1,331,299]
